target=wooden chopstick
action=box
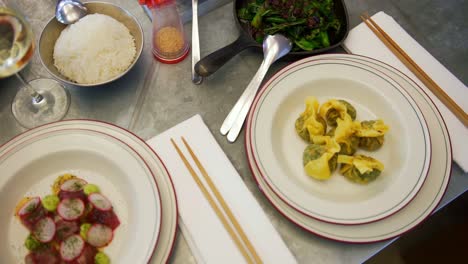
[170,138,262,264]
[360,13,468,127]
[180,137,263,264]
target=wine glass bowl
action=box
[0,6,34,78]
[0,6,70,129]
[39,1,144,87]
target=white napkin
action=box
[147,115,296,264]
[342,11,468,172]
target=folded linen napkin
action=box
[147,115,296,264]
[343,11,468,172]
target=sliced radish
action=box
[18,197,41,217]
[86,224,113,248]
[60,234,85,261]
[32,217,56,243]
[88,193,112,211]
[57,198,85,221]
[58,190,87,201]
[58,178,88,201]
[60,178,87,192]
[18,197,47,230]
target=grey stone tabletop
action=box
[0,0,467,263]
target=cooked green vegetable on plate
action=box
[238,0,341,51]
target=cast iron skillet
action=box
[195,0,349,77]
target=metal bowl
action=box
[39,2,144,87]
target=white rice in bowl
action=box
[53,14,136,84]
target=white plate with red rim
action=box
[0,120,177,263]
[246,54,451,242]
[248,54,432,225]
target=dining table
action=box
[0,0,467,263]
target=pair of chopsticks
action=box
[171,137,262,264]
[360,13,468,127]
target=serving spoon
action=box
[220,34,292,142]
[55,0,87,24]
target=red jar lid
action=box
[139,0,174,8]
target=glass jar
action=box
[142,0,190,63]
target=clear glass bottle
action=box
[141,0,190,63]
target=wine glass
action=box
[0,5,70,128]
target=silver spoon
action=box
[55,0,88,24]
[220,34,292,142]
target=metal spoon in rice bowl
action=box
[55,0,88,24]
[40,2,144,87]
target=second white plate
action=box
[248,55,431,224]
[246,54,451,242]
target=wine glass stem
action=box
[15,73,44,104]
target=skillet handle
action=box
[195,34,258,77]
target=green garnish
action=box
[80,223,92,240]
[83,184,100,195]
[237,0,341,51]
[24,234,42,251]
[95,251,110,264]
[41,195,60,212]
